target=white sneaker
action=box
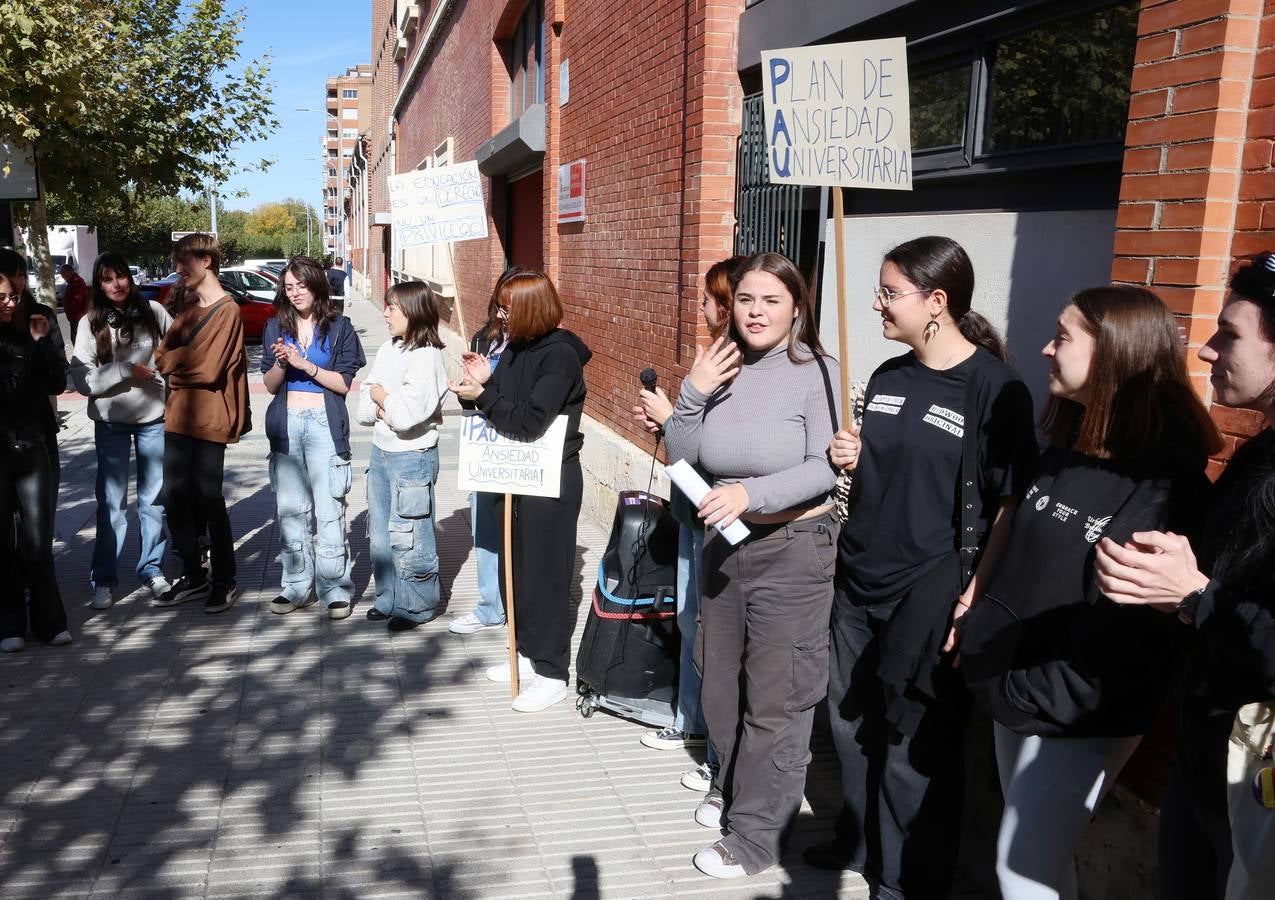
[485,653,535,683]
[448,612,505,635]
[693,841,747,878]
[147,575,172,602]
[695,792,724,828]
[49,631,73,646]
[511,674,568,712]
[0,637,26,653]
[91,586,113,610]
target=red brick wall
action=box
[368,0,401,307]
[388,0,744,442]
[1113,0,1273,476]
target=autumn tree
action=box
[0,0,275,304]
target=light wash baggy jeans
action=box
[368,444,441,622]
[90,419,167,588]
[268,408,355,607]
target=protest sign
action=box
[387,160,489,247]
[761,38,911,190]
[457,414,568,499]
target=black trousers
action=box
[0,443,67,642]
[496,460,582,682]
[1159,704,1234,900]
[827,587,969,899]
[163,433,235,584]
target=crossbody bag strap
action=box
[183,296,235,346]
[813,354,838,432]
[958,367,982,587]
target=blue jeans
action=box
[676,526,713,753]
[469,491,505,625]
[368,445,440,622]
[91,420,167,588]
[268,409,354,606]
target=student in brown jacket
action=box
[154,233,249,614]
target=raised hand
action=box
[686,337,741,396]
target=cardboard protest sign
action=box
[457,414,569,499]
[387,160,489,247]
[761,38,911,190]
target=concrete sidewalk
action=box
[0,292,961,898]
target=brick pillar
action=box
[1113,0,1270,469]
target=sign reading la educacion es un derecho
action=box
[457,414,568,499]
[387,160,489,247]
[761,38,912,190]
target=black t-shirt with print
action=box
[838,348,1038,604]
[967,441,1210,736]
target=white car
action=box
[220,266,279,302]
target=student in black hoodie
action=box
[449,270,590,713]
[1095,252,1275,900]
[0,270,71,652]
[958,285,1221,900]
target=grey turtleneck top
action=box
[664,342,841,515]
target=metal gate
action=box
[735,92,811,267]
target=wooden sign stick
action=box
[832,186,852,429]
[446,241,468,346]
[503,492,520,698]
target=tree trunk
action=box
[21,178,57,308]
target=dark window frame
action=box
[507,1,545,123]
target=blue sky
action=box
[219,1,373,212]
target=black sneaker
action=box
[154,572,210,607]
[204,581,238,614]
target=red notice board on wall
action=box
[557,159,586,224]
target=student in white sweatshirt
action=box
[356,281,449,631]
[70,253,173,609]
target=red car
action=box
[141,277,274,343]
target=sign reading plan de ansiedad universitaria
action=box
[457,414,569,500]
[761,37,911,190]
[387,160,489,247]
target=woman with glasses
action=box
[808,236,1038,899]
[261,257,366,619]
[69,252,173,610]
[449,266,526,636]
[0,270,71,651]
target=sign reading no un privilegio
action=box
[761,38,912,190]
[457,414,568,499]
[387,160,489,247]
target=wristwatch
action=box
[1177,584,1208,626]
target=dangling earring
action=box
[923,313,940,344]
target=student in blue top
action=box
[261,256,366,619]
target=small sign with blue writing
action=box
[457,414,569,499]
[387,160,489,247]
[761,38,912,191]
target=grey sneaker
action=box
[641,726,707,751]
[681,761,718,792]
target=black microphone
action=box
[639,368,657,390]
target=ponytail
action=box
[958,310,1008,362]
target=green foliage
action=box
[0,0,277,203]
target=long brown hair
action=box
[387,281,444,351]
[728,252,826,363]
[482,265,530,341]
[89,252,162,363]
[273,256,337,341]
[1041,285,1221,460]
[703,255,745,340]
[503,271,563,342]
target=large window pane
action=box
[983,2,1138,154]
[911,65,970,151]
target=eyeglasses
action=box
[0,292,21,304]
[873,286,932,308]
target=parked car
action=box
[220,266,279,302]
[139,277,273,343]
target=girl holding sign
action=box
[357,281,449,630]
[449,271,591,714]
[815,236,1038,897]
[663,252,840,880]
